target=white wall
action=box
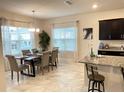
[0,26,6,91]
[45,8,124,59]
[0,9,46,48]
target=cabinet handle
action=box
[121,34,123,38]
[101,52,106,54]
[109,35,111,39]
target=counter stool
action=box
[121,67,124,79]
[85,64,105,92]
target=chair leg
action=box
[27,68,30,74]
[17,72,19,82]
[41,67,44,75]
[50,64,54,71]
[48,66,50,72]
[29,66,33,73]
[55,62,57,68]
[57,57,58,63]
[92,81,95,92]
[98,82,100,92]
[102,82,105,92]
[88,80,91,92]
[11,71,13,80]
[95,82,97,87]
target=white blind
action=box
[1,18,35,56]
[52,21,77,52]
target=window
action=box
[53,27,77,51]
[2,26,34,56]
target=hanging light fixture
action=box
[29,10,40,32]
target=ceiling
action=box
[0,0,124,19]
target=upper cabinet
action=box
[99,18,124,40]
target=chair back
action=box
[53,48,58,58]
[6,55,18,71]
[22,50,31,56]
[32,48,39,54]
[53,47,59,50]
[85,64,98,79]
[51,50,57,64]
[41,51,50,67]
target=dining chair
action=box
[31,48,39,54]
[22,50,32,56]
[40,51,50,75]
[21,49,32,66]
[49,49,57,70]
[53,48,59,63]
[6,55,29,82]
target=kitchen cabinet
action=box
[99,18,124,40]
[98,50,124,56]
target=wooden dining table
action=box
[15,54,42,77]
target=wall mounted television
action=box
[99,18,124,40]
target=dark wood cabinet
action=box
[99,18,124,40]
[99,21,110,40]
[98,50,124,56]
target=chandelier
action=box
[29,10,40,32]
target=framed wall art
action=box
[83,28,93,40]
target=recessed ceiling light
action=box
[92,4,98,9]
[64,0,72,6]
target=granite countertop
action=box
[79,56,124,67]
[98,48,124,52]
[98,46,124,52]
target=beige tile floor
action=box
[6,59,86,92]
[6,58,124,92]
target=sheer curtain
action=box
[1,17,35,71]
[52,21,79,61]
[2,18,35,55]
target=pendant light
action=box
[29,10,40,32]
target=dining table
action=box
[15,54,43,77]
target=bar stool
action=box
[121,66,124,79]
[85,64,105,92]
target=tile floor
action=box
[6,59,86,92]
[6,58,124,92]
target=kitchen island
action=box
[79,55,124,92]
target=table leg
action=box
[20,59,35,77]
[31,60,35,77]
[20,59,23,74]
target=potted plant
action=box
[39,30,50,51]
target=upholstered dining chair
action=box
[31,48,39,54]
[6,55,29,82]
[49,49,58,70]
[53,48,59,63]
[21,49,32,66]
[40,51,50,75]
[22,50,32,56]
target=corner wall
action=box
[45,8,124,59]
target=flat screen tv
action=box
[99,18,124,40]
